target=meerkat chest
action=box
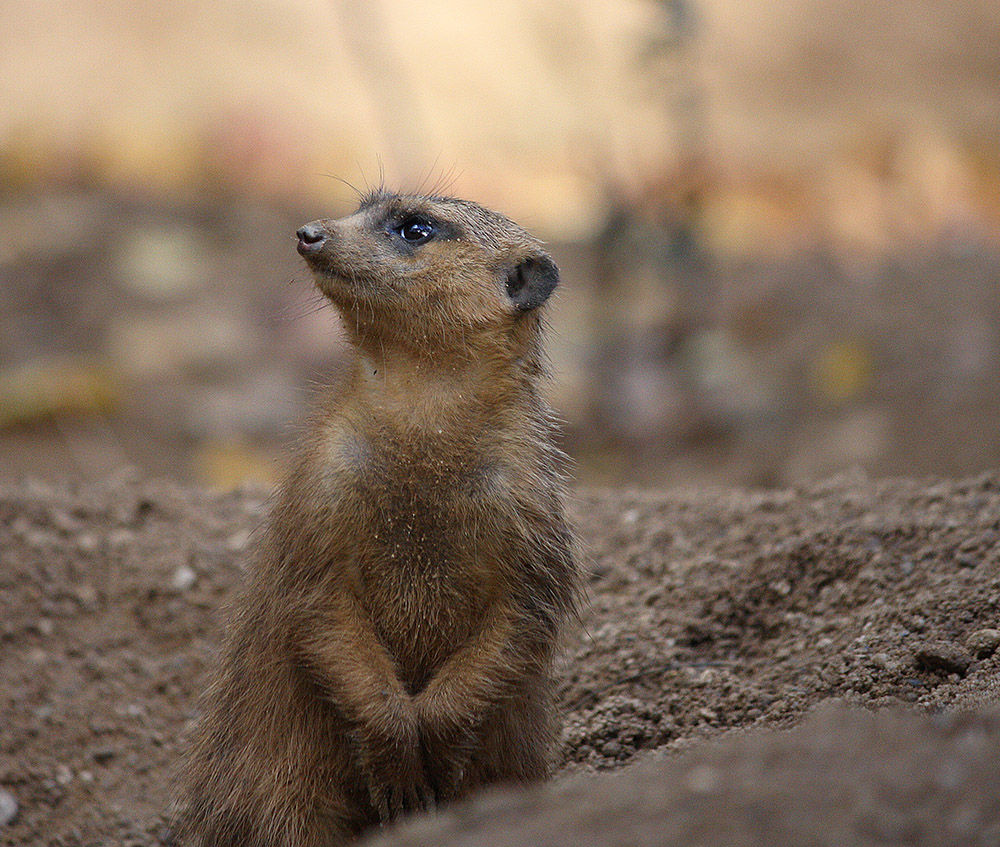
[328,425,511,668]
[353,457,503,592]
[354,480,505,684]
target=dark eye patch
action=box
[383,205,461,249]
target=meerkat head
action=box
[295,190,559,356]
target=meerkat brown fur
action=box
[177,190,578,846]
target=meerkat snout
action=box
[295,222,326,254]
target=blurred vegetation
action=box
[0,359,120,429]
[2,0,1000,489]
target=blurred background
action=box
[2,0,1000,489]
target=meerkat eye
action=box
[394,216,436,244]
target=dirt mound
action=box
[1,472,999,845]
[560,474,1000,770]
[364,704,1000,847]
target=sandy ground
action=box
[2,472,999,845]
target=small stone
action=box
[914,641,972,676]
[770,579,792,596]
[966,628,1000,659]
[170,565,197,592]
[226,529,251,552]
[600,740,622,758]
[54,764,73,786]
[0,789,18,826]
[73,583,98,607]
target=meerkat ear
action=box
[505,254,560,311]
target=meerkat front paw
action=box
[360,733,434,823]
[419,724,475,804]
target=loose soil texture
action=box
[2,471,999,845]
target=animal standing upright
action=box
[178,189,578,846]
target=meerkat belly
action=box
[340,439,507,689]
[358,503,499,689]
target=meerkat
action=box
[177,190,578,846]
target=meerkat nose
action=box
[296,223,327,255]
